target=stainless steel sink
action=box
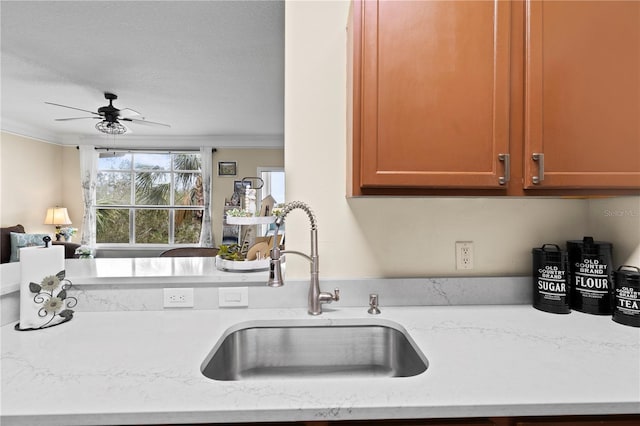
[201,319,428,381]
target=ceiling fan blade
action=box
[121,117,171,128]
[118,108,141,118]
[45,102,101,116]
[55,117,100,121]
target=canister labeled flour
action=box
[612,266,640,328]
[567,236,613,315]
[532,244,570,314]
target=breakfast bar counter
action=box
[1,305,639,425]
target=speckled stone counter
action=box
[2,305,639,425]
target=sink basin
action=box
[201,319,428,381]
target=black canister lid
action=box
[566,236,612,248]
[614,265,640,283]
[532,243,562,253]
[532,244,565,261]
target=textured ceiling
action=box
[0,0,284,147]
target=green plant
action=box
[272,203,286,217]
[226,208,253,217]
[218,244,245,261]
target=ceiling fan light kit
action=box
[46,92,170,135]
[95,120,127,135]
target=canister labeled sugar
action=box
[532,244,570,314]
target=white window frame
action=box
[257,167,285,237]
[95,149,205,248]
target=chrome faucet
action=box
[267,201,339,315]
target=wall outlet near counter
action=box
[163,288,194,308]
[455,241,474,270]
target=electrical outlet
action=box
[455,241,474,270]
[163,288,194,308]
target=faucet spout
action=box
[266,201,339,315]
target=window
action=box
[96,151,204,245]
[259,168,285,205]
[258,168,285,236]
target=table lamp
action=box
[44,207,72,241]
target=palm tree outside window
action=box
[95,151,205,245]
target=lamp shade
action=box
[44,207,72,226]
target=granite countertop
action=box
[2,305,639,426]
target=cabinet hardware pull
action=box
[532,153,544,184]
[498,153,510,185]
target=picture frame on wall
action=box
[218,161,237,176]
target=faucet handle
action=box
[317,288,340,306]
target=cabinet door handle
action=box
[498,153,510,185]
[532,153,544,184]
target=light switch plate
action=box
[219,287,249,308]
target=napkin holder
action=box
[14,238,77,331]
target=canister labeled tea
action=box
[612,265,640,328]
[567,236,613,315]
[532,244,570,314]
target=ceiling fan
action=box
[46,92,171,135]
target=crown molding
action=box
[1,120,283,149]
[78,134,284,149]
[1,120,70,145]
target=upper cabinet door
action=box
[358,0,511,189]
[524,0,640,189]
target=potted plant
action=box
[59,227,78,242]
[74,246,94,259]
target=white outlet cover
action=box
[455,241,474,270]
[219,287,249,308]
[163,288,194,308]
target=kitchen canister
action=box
[612,265,640,327]
[567,236,613,315]
[532,244,570,314]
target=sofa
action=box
[1,224,80,264]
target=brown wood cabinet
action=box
[523,0,640,190]
[348,0,640,196]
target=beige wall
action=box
[0,132,66,233]
[588,197,640,267]
[61,145,84,238]
[283,0,639,279]
[212,148,284,247]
